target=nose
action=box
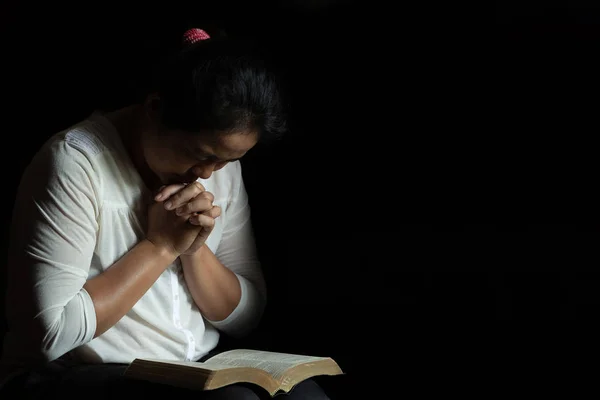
[191,163,215,180]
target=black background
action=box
[1,1,600,397]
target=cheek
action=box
[145,144,191,173]
[145,146,168,169]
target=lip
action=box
[165,176,190,185]
[172,173,202,184]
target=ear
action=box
[143,93,162,121]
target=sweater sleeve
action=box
[3,139,99,364]
[207,162,267,337]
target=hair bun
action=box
[182,28,211,46]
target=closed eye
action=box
[186,146,243,163]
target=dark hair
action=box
[153,30,287,142]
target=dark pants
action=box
[0,360,331,400]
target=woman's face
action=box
[141,126,258,185]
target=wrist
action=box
[181,243,207,258]
[143,238,180,263]
[180,244,208,265]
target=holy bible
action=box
[123,349,344,396]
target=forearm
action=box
[180,245,242,322]
[83,239,177,337]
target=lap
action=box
[1,362,331,400]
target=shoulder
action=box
[57,115,116,161]
[35,115,118,169]
[21,117,117,192]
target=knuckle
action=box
[203,191,214,202]
[197,214,211,225]
[192,198,207,210]
[193,181,205,192]
[172,191,183,202]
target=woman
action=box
[0,28,330,399]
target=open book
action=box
[123,349,344,396]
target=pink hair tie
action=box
[182,28,211,46]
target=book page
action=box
[133,358,237,371]
[203,349,329,380]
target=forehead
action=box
[211,131,258,153]
[178,130,258,156]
